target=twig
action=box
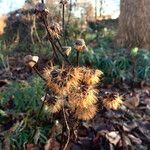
[77,51,79,66]
[33,66,45,81]
[63,107,70,150]
[62,2,66,45]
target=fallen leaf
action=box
[44,138,60,150]
[105,131,121,145]
[128,134,142,144]
[124,94,140,109]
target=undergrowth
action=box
[0,76,52,149]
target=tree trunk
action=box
[117,0,150,50]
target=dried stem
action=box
[77,51,80,66]
[62,2,66,45]
[63,107,70,150]
[33,66,45,80]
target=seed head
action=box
[74,39,88,52]
[103,93,123,110]
[68,83,98,109]
[34,3,49,17]
[24,55,39,68]
[74,104,97,121]
[43,66,81,95]
[42,93,64,113]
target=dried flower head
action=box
[79,67,103,85]
[35,3,49,17]
[43,66,81,95]
[60,0,68,5]
[74,39,88,52]
[42,93,64,113]
[68,82,98,109]
[103,93,123,110]
[24,55,39,68]
[74,104,97,120]
[48,22,62,38]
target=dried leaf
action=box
[128,134,142,144]
[124,94,140,109]
[105,131,121,145]
[44,138,60,150]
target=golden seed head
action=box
[42,93,64,113]
[24,55,39,68]
[43,66,81,95]
[78,67,103,85]
[74,105,97,121]
[68,84,98,109]
[103,93,123,110]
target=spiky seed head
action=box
[24,55,39,68]
[68,85,98,109]
[103,93,123,110]
[78,67,103,85]
[75,104,97,121]
[43,66,81,95]
[42,93,64,113]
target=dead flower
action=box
[74,39,88,52]
[103,93,123,110]
[43,66,81,95]
[24,55,39,68]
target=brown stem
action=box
[63,107,70,150]
[62,3,66,45]
[42,16,71,65]
[77,51,79,66]
[33,66,45,81]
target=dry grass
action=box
[117,0,150,50]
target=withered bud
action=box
[34,3,49,17]
[62,46,72,56]
[60,0,68,5]
[50,22,62,34]
[74,39,88,52]
[24,55,39,68]
[35,2,45,12]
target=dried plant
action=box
[23,0,123,149]
[103,93,123,110]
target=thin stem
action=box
[33,66,45,81]
[63,107,70,150]
[42,16,71,65]
[77,51,79,66]
[62,3,66,45]
[42,17,59,58]
[37,91,48,118]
